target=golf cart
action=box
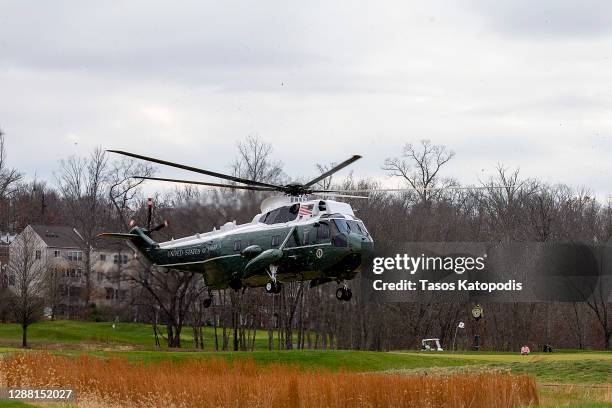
[421,338,444,351]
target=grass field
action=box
[0,320,286,350]
[0,320,166,348]
[0,321,610,407]
[0,402,36,408]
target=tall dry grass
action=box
[0,353,539,408]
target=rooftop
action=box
[29,225,85,249]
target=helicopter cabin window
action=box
[330,220,348,247]
[271,235,280,247]
[285,232,298,248]
[262,204,299,225]
[233,240,242,251]
[316,222,330,241]
[303,228,312,245]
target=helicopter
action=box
[100,150,375,305]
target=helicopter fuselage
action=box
[127,198,373,290]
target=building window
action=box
[8,274,15,286]
[105,287,116,300]
[233,240,241,251]
[271,235,280,247]
[35,250,41,260]
[100,254,106,262]
[54,250,61,258]
[97,272,104,282]
[67,251,83,261]
[113,254,129,265]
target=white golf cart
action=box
[421,338,444,351]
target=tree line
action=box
[0,132,610,350]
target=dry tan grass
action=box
[0,353,539,408]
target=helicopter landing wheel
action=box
[266,281,282,294]
[343,288,352,301]
[336,287,352,301]
[229,279,242,291]
[203,298,213,308]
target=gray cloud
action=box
[470,0,612,37]
[1,1,612,200]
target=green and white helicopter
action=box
[101,150,374,305]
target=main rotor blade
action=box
[133,176,277,191]
[311,186,516,193]
[313,193,370,199]
[108,150,282,189]
[304,155,362,188]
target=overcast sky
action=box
[1,1,612,197]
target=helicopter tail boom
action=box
[98,232,139,240]
[99,227,159,252]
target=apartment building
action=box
[7,225,140,319]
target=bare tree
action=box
[383,140,455,203]
[107,158,156,229]
[231,135,284,184]
[44,269,63,321]
[8,227,46,347]
[227,135,286,349]
[56,147,109,310]
[480,165,538,241]
[126,258,206,348]
[0,129,23,199]
[314,162,337,190]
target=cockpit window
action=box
[332,219,351,234]
[356,221,370,237]
[347,220,365,234]
[331,219,370,236]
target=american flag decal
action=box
[299,204,313,217]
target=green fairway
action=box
[0,402,37,408]
[72,349,484,371]
[0,320,164,347]
[396,350,612,362]
[393,352,612,384]
[0,320,277,349]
